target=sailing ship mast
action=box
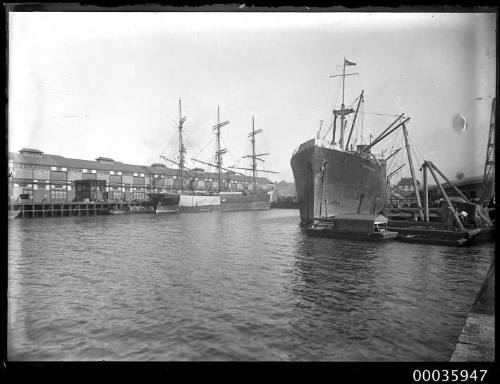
[178,98,186,192]
[250,117,259,191]
[230,116,278,191]
[192,106,270,191]
[213,106,229,192]
[166,103,256,192]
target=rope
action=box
[190,136,215,160]
[386,131,402,171]
[321,110,335,141]
[322,75,343,141]
[363,112,401,117]
[258,135,279,172]
[305,124,319,141]
[356,101,366,146]
[330,77,341,115]
[159,128,178,158]
[183,132,205,157]
[220,136,239,167]
[405,127,425,172]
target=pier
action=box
[451,259,495,361]
[8,201,155,218]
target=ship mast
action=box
[330,58,357,148]
[229,116,278,191]
[217,107,222,191]
[345,90,364,151]
[213,106,229,193]
[178,99,186,192]
[250,116,258,191]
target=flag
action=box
[345,59,356,66]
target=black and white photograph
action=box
[5,5,496,372]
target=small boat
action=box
[154,206,179,214]
[392,225,494,247]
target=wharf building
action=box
[423,175,494,204]
[8,148,274,204]
[389,176,493,208]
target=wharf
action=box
[8,201,155,218]
[451,259,495,361]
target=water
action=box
[8,209,494,361]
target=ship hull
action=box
[220,193,270,211]
[178,192,270,212]
[148,192,180,214]
[291,141,387,224]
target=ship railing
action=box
[372,153,386,161]
[316,139,338,149]
[292,138,339,157]
[292,139,314,157]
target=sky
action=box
[8,11,496,183]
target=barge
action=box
[305,213,398,241]
[386,160,495,247]
[390,223,494,247]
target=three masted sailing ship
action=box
[158,99,276,212]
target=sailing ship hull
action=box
[220,193,271,211]
[178,192,270,212]
[148,192,180,214]
[178,194,221,212]
[291,140,387,224]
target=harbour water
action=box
[8,209,494,361]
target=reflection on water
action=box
[8,209,493,361]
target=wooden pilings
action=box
[9,201,155,218]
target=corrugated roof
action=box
[419,175,490,190]
[20,148,43,154]
[9,151,272,183]
[96,156,115,162]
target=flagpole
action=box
[330,58,356,148]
